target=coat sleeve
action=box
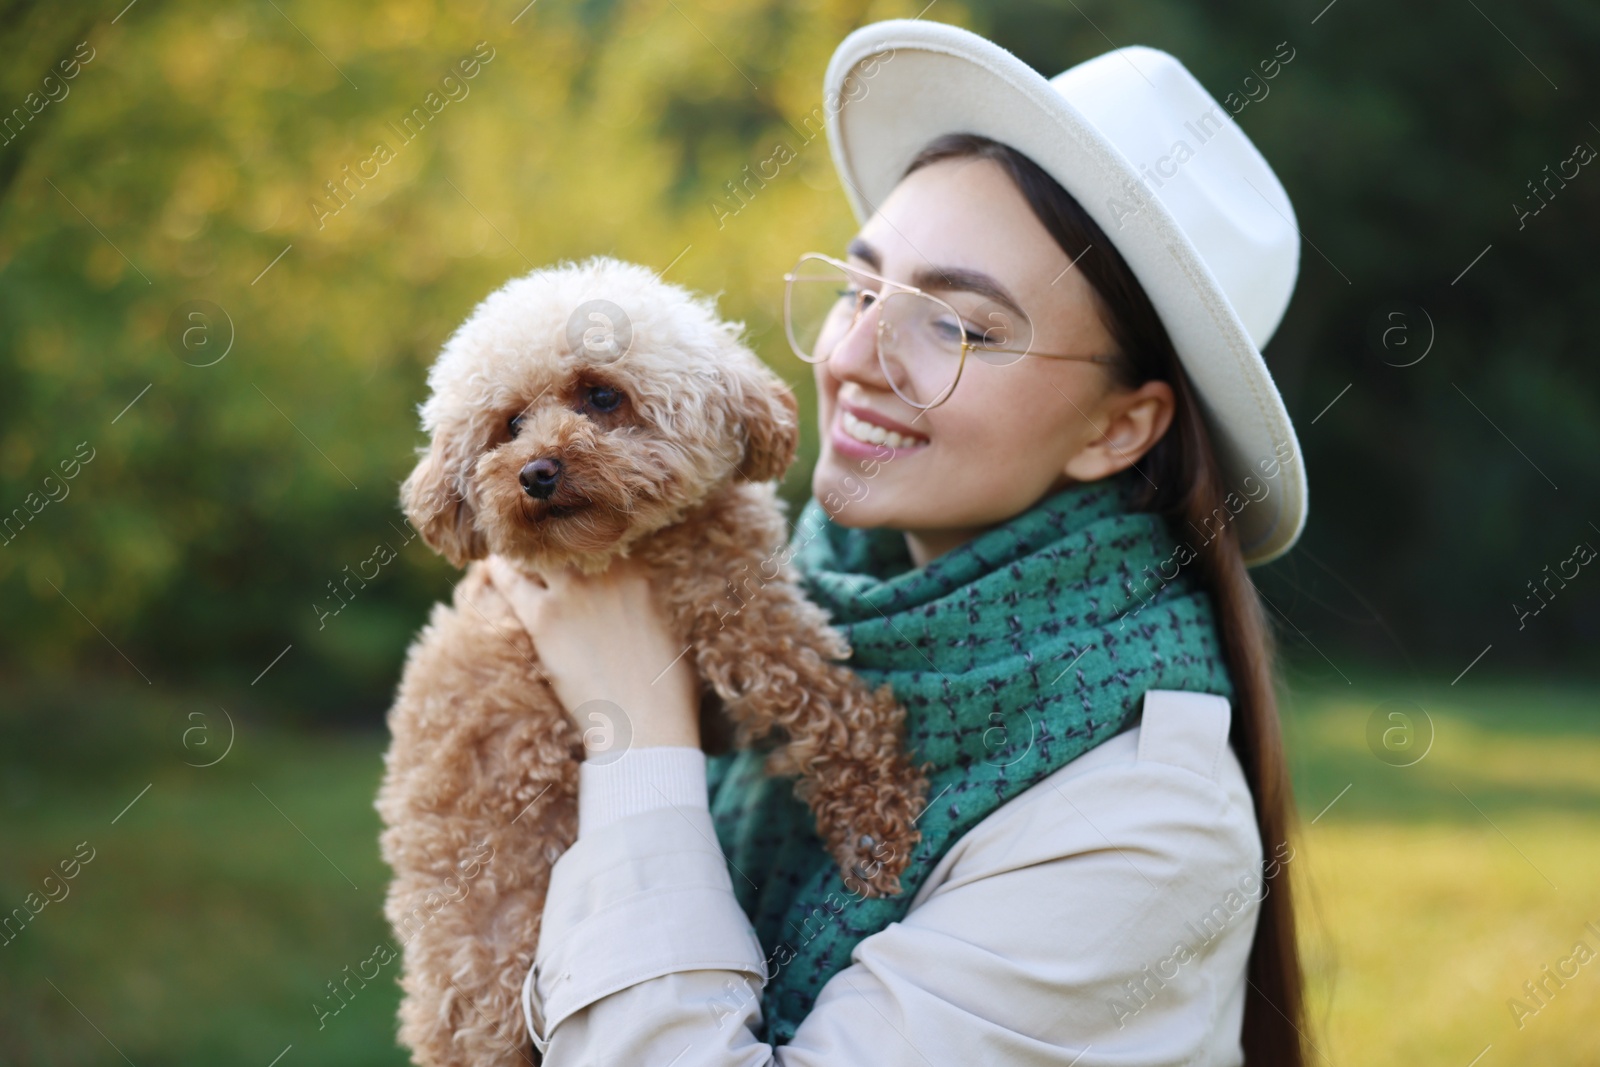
[524,694,1265,1067]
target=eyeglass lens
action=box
[786,257,1036,408]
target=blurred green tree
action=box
[0,0,1595,725]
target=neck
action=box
[902,525,985,568]
[902,474,1082,568]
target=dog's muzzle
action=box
[520,457,562,500]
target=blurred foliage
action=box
[1,0,1596,724]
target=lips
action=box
[824,400,929,464]
[837,401,930,449]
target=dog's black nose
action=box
[520,457,563,499]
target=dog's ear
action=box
[730,370,800,484]
[400,427,487,569]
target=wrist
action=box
[586,670,700,753]
[616,713,700,752]
[570,689,699,760]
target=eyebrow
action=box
[846,237,1028,321]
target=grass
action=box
[1277,666,1600,1065]
[1,667,1595,1064]
[0,684,403,1066]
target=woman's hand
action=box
[482,554,701,754]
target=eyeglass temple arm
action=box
[967,342,1120,364]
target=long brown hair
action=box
[903,133,1309,1066]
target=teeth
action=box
[842,410,925,450]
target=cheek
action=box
[813,364,836,406]
[929,369,1081,486]
[941,369,1047,453]
[812,368,839,446]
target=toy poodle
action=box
[373,256,929,1066]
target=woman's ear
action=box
[400,427,487,569]
[732,373,800,483]
[1061,379,1175,482]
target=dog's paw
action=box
[838,829,918,898]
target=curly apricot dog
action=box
[374,256,928,1067]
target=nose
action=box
[519,457,562,499]
[822,297,890,389]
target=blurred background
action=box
[2,0,1596,1063]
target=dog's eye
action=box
[508,413,524,438]
[587,386,623,412]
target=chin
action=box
[812,452,902,530]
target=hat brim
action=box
[823,20,1307,567]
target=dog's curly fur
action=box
[374,256,930,1067]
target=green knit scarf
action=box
[705,466,1236,1045]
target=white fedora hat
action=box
[822,19,1308,566]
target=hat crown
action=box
[1050,46,1299,349]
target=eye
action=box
[928,315,967,344]
[587,385,623,412]
[964,322,997,346]
[836,285,873,306]
[956,312,1015,349]
[508,413,524,438]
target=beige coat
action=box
[521,688,1264,1065]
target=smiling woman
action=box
[498,17,1312,1067]
[803,154,1168,566]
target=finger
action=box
[615,556,658,596]
[610,554,648,581]
[489,555,546,596]
[539,562,579,593]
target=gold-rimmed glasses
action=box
[782,251,1120,410]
